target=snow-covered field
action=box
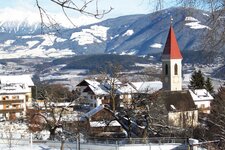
[70,25,109,45]
[185,16,210,29]
[0,121,192,150]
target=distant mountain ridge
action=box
[0,7,223,63]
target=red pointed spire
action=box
[162,26,183,59]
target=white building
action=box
[76,79,109,107]
[189,89,214,114]
[77,79,152,107]
[0,75,34,119]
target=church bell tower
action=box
[161,23,183,91]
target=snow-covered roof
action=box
[80,79,162,96]
[84,79,109,95]
[84,105,105,118]
[81,79,136,95]
[37,102,75,108]
[118,83,137,94]
[131,81,162,94]
[0,75,34,86]
[189,89,214,102]
[0,83,31,94]
[90,120,121,127]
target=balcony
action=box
[0,99,24,104]
[0,108,24,113]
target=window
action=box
[165,64,168,75]
[12,96,19,100]
[200,104,205,108]
[3,96,9,100]
[26,95,29,102]
[174,64,178,75]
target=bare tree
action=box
[28,84,79,140]
[176,0,225,52]
[149,0,164,11]
[35,0,113,31]
[93,62,124,112]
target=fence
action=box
[0,131,206,150]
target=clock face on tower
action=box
[174,76,179,83]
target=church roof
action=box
[162,26,183,59]
[161,90,196,111]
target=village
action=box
[0,23,223,150]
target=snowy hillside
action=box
[0,8,99,34]
[0,7,223,60]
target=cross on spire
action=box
[170,16,173,25]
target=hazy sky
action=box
[0,0,176,19]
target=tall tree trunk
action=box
[60,138,65,150]
[49,127,57,140]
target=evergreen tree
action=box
[205,77,214,94]
[189,70,205,89]
[208,87,225,149]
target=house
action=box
[76,79,137,108]
[82,104,126,138]
[76,79,110,107]
[189,89,214,114]
[0,75,34,120]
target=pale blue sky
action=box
[0,0,177,19]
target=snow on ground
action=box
[3,40,14,46]
[135,63,161,69]
[110,34,119,40]
[203,13,210,17]
[0,33,76,59]
[120,50,137,55]
[122,29,134,36]
[26,41,39,47]
[70,25,109,45]
[0,48,67,59]
[40,69,87,81]
[38,34,57,46]
[20,35,33,39]
[55,37,67,43]
[185,16,210,29]
[0,46,75,59]
[150,43,163,48]
[185,16,199,22]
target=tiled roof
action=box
[162,26,183,59]
[161,90,196,111]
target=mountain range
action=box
[0,7,223,63]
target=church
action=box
[160,22,213,115]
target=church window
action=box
[174,64,178,75]
[165,64,168,75]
